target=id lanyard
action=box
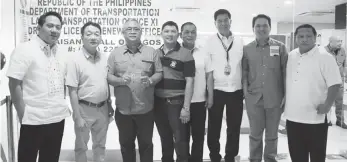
[217,33,233,63]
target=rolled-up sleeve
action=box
[6,46,32,80]
[322,54,342,87]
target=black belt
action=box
[79,100,106,108]
[156,95,184,101]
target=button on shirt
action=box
[108,45,163,115]
[284,46,341,124]
[65,47,109,104]
[189,46,213,103]
[6,35,71,125]
[205,33,244,92]
[242,38,288,108]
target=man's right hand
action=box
[75,116,87,129]
[122,75,131,85]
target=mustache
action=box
[50,33,59,37]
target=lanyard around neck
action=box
[217,34,233,62]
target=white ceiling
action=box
[166,0,347,23]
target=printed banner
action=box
[15,0,163,54]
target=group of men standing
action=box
[5,8,346,162]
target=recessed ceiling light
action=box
[284,0,293,5]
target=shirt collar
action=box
[297,45,318,56]
[326,45,338,55]
[160,42,181,54]
[182,43,199,54]
[34,35,57,56]
[255,38,272,47]
[217,31,233,40]
[82,46,100,59]
[123,44,143,54]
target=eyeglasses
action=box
[125,27,141,32]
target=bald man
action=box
[107,19,163,162]
[324,36,347,129]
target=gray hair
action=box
[122,18,141,32]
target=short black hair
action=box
[252,14,271,28]
[161,21,179,32]
[181,22,196,32]
[214,9,231,21]
[37,11,63,26]
[294,24,317,37]
[81,22,102,36]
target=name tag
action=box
[270,46,280,56]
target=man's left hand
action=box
[180,108,190,124]
[317,103,331,114]
[205,97,213,109]
[140,76,151,87]
[107,101,114,117]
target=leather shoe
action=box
[278,129,287,134]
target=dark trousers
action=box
[207,90,244,162]
[115,109,154,162]
[286,119,328,162]
[188,102,207,162]
[18,119,65,162]
[154,96,190,162]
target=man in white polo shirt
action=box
[205,9,244,162]
[180,22,214,162]
[285,24,341,162]
[66,22,112,162]
[7,11,71,162]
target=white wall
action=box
[161,10,278,35]
[277,22,334,34]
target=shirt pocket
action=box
[141,60,154,75]
[114,60,129,74]
[267,55,280,69]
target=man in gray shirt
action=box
[242,14,288,162]
[107,19,163,162]
[324,36,347,129]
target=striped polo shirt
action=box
[155,42,195,98]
